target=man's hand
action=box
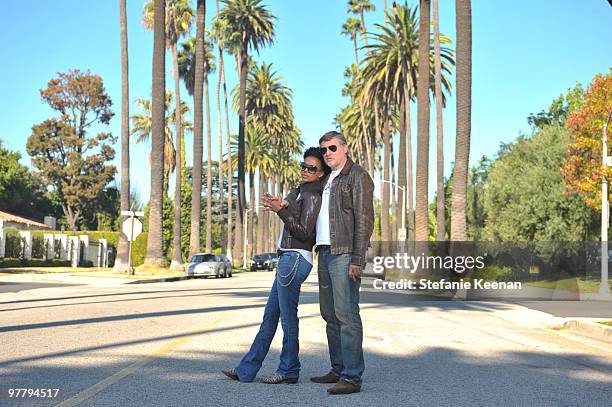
[348,264,363,281]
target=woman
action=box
[223,147,330,384]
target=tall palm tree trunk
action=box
[215,0,225,256]
[433,0,445,242]
[405,81,415,244]
[390,140,397,242]
[190,0,205,257]
[397,91,407,243]
[236,46,248,265]
[415,0,431,242]
[221,52,233,262]
[382,111,390,246]
[115,0,130,273]
[205,73,213,253]
[451,0,471,241]
[256,171,265,254]
[145,0,166,266]
[248,170,255,259]
[216,61,225,254]
[171,45,183,269]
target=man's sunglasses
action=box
[320,145,339,155]
[300,162,320,174]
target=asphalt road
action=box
[0,272,610,406]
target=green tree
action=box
[27,70,116,231]
[483,126,597,241]
[0,140,54,221]
[219,0,276,263]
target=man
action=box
[310,131,374,395]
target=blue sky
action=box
[1,0,611,206]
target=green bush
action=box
[4,229,22,258]
[79,260,94,268]
[0,258,71,268]
[31,235,45,259]
[131,232,148,267]
[472,265,524,282]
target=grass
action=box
[598,321,612,327]
[523,277,608,294]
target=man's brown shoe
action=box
[309,372,340,384]
[327,379,361,395]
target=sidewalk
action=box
[0,267,191,285]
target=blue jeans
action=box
[236,251,312,382]
[317,247,364,385]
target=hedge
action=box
[0,258,72,268]
[1,229,149,268]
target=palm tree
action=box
[178,34,217,253]
[348,0,375,48]
[228,126,273,259]
[145,0,166,266]
[451,0,472,241]
[219,0,276,264]
[213,0,226,256]
[341,17,363,64]
[114,0,130,273]
[131,93,194,180]
[433,0,445,242]
[143,0,194,269]
[415,0,431,242]
[190,0,205,257]
[359,3,454,245]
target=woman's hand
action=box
[262,193,288,213]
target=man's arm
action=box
[350,171,375,267]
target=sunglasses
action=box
[320,145,339,155]
[300,162,320,174]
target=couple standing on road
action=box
[222,131,375,395]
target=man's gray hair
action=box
[319,130,347,145]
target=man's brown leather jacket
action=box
[277,180,322,251]
[322,158,375,267]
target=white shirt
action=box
[316,169,341,246]
[276,193,313,265]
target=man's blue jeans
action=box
[235,251,312,382]
[317,247,364,385]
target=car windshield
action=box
[253,254,267,261]
[190,254,217,263]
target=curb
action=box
[560,320,612,343]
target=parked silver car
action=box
[187,253,232,278]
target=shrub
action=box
[31,235,45,259]
[4,229,22,258]
[0,258,71,268]
[79,260,94,268]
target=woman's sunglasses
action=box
[300,162,320,174]
[320,145,338,155]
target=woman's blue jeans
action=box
[235,251,312,382]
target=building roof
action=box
[0,211,50,229]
